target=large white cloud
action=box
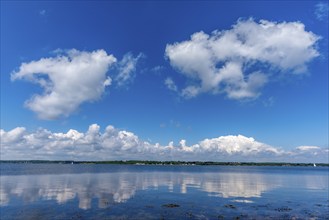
[11,50,144,120]
[165,18,320,99]
[11,49,116,120]
[1,125,327,162]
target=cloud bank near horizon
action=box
[1,125,327,163]
[165,18,320,99]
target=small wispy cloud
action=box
[151,66,164,74]
[164,77,178,92]
[160,119,182,129]
[39,9,46,16]
[315,2,329,21]
[263,96,275,107]
[115,52,144,87]
[296,146,321,151]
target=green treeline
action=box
[0,160,328,166]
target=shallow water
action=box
[0,164,328,219]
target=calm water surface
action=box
[0,164,328,219]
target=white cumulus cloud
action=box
[165,18,320,99]
[1,125,327,162]
[0,127,26,144]
[196,135,282,155]
[11,49,117,120]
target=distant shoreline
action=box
[1,160,328,166]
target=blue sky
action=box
[1,1,328,162]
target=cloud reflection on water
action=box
[0,170,326,210]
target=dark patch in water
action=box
[224,204,237,209]
[275,206,292,212]
[162,203,180,208]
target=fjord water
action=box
[0,164,328,219]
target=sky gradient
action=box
[1,1,328,162]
